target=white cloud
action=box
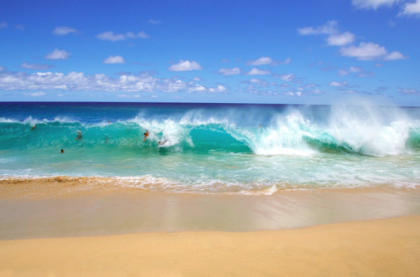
[330,81,347,87]
[0,71,154,92]
[53,26,77,35]
[384,51,405,60]
[218,67,240,75]
[285,91,302,97]
[279,73,295,81]
[327,32,355,46]
[188,85,206,92]
[338,66,372,77]
[45,49,70,60]
[0,71,227,95]
[97,31,125,41]
[340,42,404,61]
[161,79,186,92]
[169,60,202,71]
[21,62,52,70]
[0,71,224,95]
[245,78,269,92]
[299,21,355,48]
[249,56,273,66]
[97,31,149,41]
[104,55,125,64]
[0,22,7,29]
[126,31,148,39]
[299,21,404,62]
[249,78,262,84]
[340,42,387,60]
[352,0,400,9]
[208,85,227,93]
[400,0,420,15]
[187,83,226,93]
[247,68,270,75]
[27,91,46,97]
[298,21,338,35]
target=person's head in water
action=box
[60,149,64,154]
[31,125,36,130]
[76,130,82,140]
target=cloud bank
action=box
[0,71,225,94]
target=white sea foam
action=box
[327,100,414,156]
[236,111,316,156]
[1,101,419,193]
[110,100,420,157]
[0,116,76,125]
[1,102,419,157]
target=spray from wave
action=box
[1,100,420,192]
[1,101,419,157]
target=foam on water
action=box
[0,101,419,193]
[1,103,419,156]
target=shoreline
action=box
[1,175,419,198]
[1,215,419,276]
[1,177,420,239]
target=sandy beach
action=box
[0,178,420,276]
[0,216,419,276]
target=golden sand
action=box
[1,177,420,275]
[0,216,419,276]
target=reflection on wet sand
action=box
[0,178,419,239]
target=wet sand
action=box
[1,177,420,239]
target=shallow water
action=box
[0,101,419,193]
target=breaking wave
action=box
[0,104,419,157]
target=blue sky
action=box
[0,0,419,105]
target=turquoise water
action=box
[1,102,419,193]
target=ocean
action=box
[0,101,419,194]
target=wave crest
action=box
[1,105,419,156]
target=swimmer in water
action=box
[143,130,149,141]
[158,139,168,146]
[76,130,82,140]
[60,149,64,154]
